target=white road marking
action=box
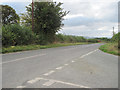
[56,66,63,70]
[1,54,46,64]
[37,77,90,88]
[17,77,90,88]
[71,60,75,62]
[16,49,98,88]
[16,86,26,88]
[27,77,42,84]
[64,64,68,66]
[55,80,90,88]
[43,80,55,86]
[43,70,55,76]
[80,49,98,58]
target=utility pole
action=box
[113,27,115,36]
[32,0,34,32]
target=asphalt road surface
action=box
[2,43,118,88]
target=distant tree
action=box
[2,5,20,25]
[21,2,69,44]
[95,37,110,42]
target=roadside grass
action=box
[2,42,92,54]
[99,43,120,56]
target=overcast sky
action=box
[0,0,119,38]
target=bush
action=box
[2,24,35,47]
[111,32,120,49]
[87,39,98,43]
[35,34,50,45]
[55,34,87,43]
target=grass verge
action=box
[99,43,120,56]
[2,42,92,54]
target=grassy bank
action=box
[99,43,120,56]
[2,42,92,54]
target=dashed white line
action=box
[71,60,75,62]
[15,49,98,88]
[16,86,26,88]
[56,66,63,70]
[1,54,46,64]
[64,64,69,66]
[27,77,42,84]
[80,49,98,58]
[43,70,55,76]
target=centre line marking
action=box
[64,64,68,66]
[43,70,55,76]
[56,66,63,70]
[1,54,46,64]
[27,77,42,84]
[16,86,26,88]
[80,49,98,58]
[71,61,75,62]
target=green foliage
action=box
[55,34,87,43]
[1,5,20,25]
[2,42,90,54]
[2,24,35,47]
[95,37,110,42]
[111,32,120,48]
[21,2,69,44]
[99,43,119,56]
[111,32,120,42]
[87,38,98,43]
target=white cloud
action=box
[98,26,108,31]
[64,14,84,19]
[58,0,118,37]
[54,0,118,3]
[0,0,31,3]
[59,21,118,37]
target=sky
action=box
[0,0,119,38]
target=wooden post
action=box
[32,0,34,32]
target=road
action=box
[2,43,118,88]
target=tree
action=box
[111,32,120,49]
[2,5,20,25]
[21,2,69,44]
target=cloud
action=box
[54,0,118,3]
[63,16,99,27]
[1,2,30,14]
[59,21,118,37]
[64,14,84,19]
[59,1,118,37]
[0,0,31,3]
[62,2,118,20]
[59,24,116,37]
